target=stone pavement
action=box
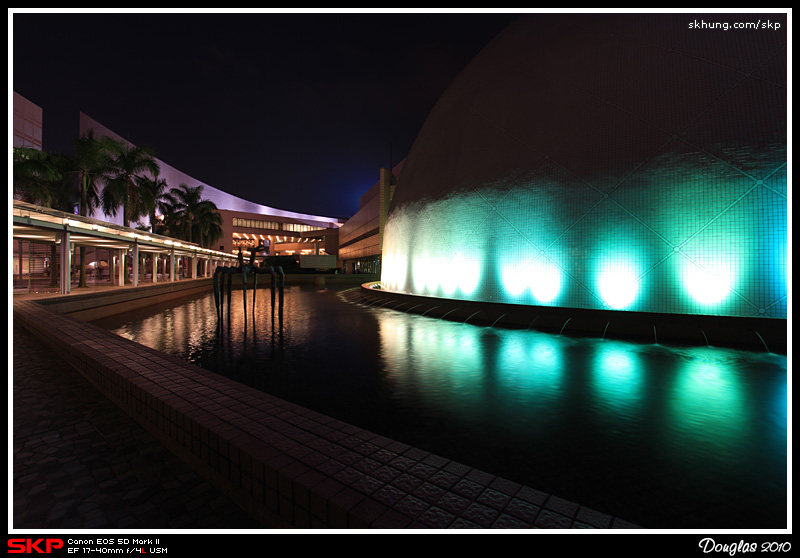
[12,321,261,530]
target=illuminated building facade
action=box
[382,14,787,322]
[222,210,338,258]
[12,106,343,294]
[338,162,403,274]
[79,114,342,261]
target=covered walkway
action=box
[12,200,237,296]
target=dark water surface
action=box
[92,285,788,529]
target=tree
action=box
[155,195,182,239]
[13,147,65,207]
[72,129,117,219]
[13,147,76,287]
[71,130,119,287]
[193,200,223,249]
[163,183,223,248]
[101,142,160,227]
[137,173,170,234]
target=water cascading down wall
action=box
[381,14,787,323]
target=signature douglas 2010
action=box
[699,539,791,555]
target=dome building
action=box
[380,13,787,344]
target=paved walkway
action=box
[12,321,261,530]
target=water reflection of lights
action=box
[666,348,749,457]
[495,332,563,396]
[590,342,644,416]
[98,287,788,529]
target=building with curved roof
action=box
[381,13,787,329]
[79,113,342,259]
[12,103,344,295]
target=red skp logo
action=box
[8,539,64,553]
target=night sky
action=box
[11,11,519,219]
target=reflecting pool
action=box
[92,285,788,529]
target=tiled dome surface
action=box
[382,14,787,318]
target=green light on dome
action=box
[501,261,528,297]
[382,253,407,292]
[529,259,562,304]
[428,257,444,293]
[452,252,481,295]
[381,159,785,319]
[412,252,433,293]
[597,262,639,310]
[683,263,734,306]
[439,258,459,295]
[501,256,562,303]
[409,249,482,298]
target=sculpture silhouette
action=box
[213,244,284,317]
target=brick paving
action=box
[12,322,261,530]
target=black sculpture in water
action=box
[213,244,284,316]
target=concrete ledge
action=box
[13,298,641,529]
[34,279,213,321]
[32,275,376,321]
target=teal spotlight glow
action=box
[452,252,481,296]
[684,263,733,306]
[382,253,407,292]
[439,258,459,295]
[501,261,529,297]
[501,255,562,303]
[529,258,562,304]
[597,261,639,310]
[412,252,433,293]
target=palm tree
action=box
[164,183,222,248]
[13,147,64,207]
[137,173,170,234]
[156,195,182,239]
[71,130,118,287]
[13,148,76,287]
[72,129,117,219]
[101,142,160,227]
[193,201,223,249]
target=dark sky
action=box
[11,11,519,219]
